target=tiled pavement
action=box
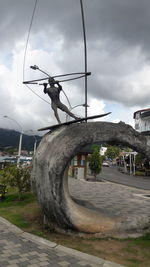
[0,217,124,267]
[69,171,150,233]
[69,177,150,218]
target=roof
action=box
[133,108,150,119]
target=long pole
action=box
[80,0,88,119]
[3,116,23,166]
[129,153,132,175]
[25,130,37,156]
[133,153,136,176]
[17,132,23,166]
[66,103,87,122]
[33,139,37,155]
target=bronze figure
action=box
[43,77,78,124]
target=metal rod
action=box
[23,77,48,84]
[80,0,88,119]
[23,0,38,83]
[3,116,23,166]
[37,68,49,77]
[66,103,85,122]
[23,72,91,84]
[53,71,91,78]
[17,132,23,166]
[58,74,86,83]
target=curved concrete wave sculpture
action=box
[32,121,150,235]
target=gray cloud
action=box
[1,0,150,52]
[1,0,150,131]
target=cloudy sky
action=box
[1,0,150,135]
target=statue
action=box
[32,121,150,236]
[43,77,79,124]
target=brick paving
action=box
[69,177,150,218]
[0,218,124,267]
[69,169,150,234]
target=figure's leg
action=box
[51,103,61,124]
[58,102,79,120]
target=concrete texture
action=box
[32,121,150,235]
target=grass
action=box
[135,171,145,176]
[0,188,41,229]
[0,188,150,267]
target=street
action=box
[101,166,150,190]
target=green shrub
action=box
[89,145,102,179]
[135,171,145,176]
[0,165,31,199]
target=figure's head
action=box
[49,77,55,86]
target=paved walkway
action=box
[0,217,124,267]
[69,170,150,235]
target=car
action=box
[102,161,109,167]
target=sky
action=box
[1,0,150,135]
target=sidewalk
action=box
[69,174,150,235]
[0,217,125,267]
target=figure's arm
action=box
[55,81,62,91]
[43,83,48,94]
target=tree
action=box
[0,165,31,199]
[105,145,120,159]
[89,145,102,180]
[135,153,145,170]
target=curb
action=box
[21,231,57,248]
[0,216,23,234]
[0,216,125,267]
[102,177,150,191]
[55,245,124,266]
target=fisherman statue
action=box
[43,77,79,124]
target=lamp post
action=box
[33,136,37,155]
[26,130,37,155]
[66,104,89,122]
[3,116,23,166]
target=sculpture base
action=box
[32,121,150,237]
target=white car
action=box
[102,161,109,167]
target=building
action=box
[69,154,88,180]
[133,108,150,175]
[100,146,107,156]
[69,145,92,180]
[133,108,150,135]
[69,143,102,180]
[0,155,32,169]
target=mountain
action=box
[0,128,42,151]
